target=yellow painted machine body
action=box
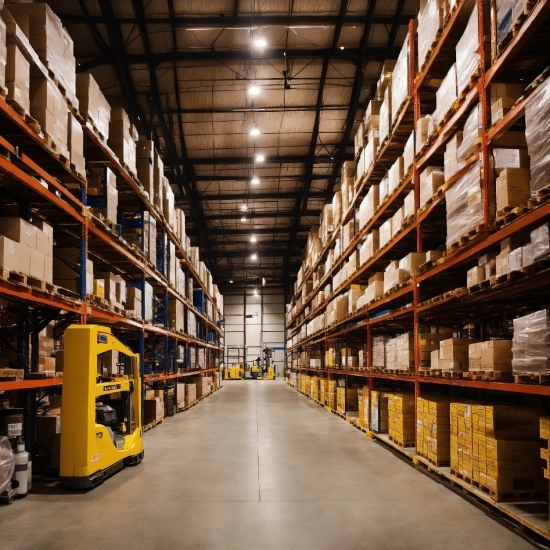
[225,365,243,379]
[264,366,276,380]
[60,325,143,489]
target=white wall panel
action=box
[225,304,244,315]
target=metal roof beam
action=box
[187,226,310,236]
[193,174,328,182]
[202,210,319,221]
[157,104,352,115]
[211,250,298,258]
[196,191,326,201]
[187,154,350,165]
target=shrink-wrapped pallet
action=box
[531,223,550,261]
[495,0,514,44]
[456,4,480,94]
[404,190,415,219]
[359,230,379,265]
[388,157,404,194]
[512,310,550,374]
[417,0,445,70]
[332,191,342,228]
[404,131,415,174]
[525,76,550,196]
[391,33,410,122]
[364,99,381,132]
[364,127,379,175]
[457,105,481,168]
[435,63,457,126]
[419,166,444,208]
[379,218,392,248]
[379,85,391,148]
[358,185,379,230]
[372,335,388,368]
[445,160,482,246]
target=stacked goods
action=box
[416,115,430,153]
[88,167,118,224]
[512,309,550,375]
[327,380,337,409]
[359,230,379,266]
[457,105,480,167]
[0,217,53,283]
[319,379,326,406]
[7,4,77,100]
[495,167,530,211]
[471,404,545,498]
[340,347,358,369]
[377,60,395,146]
[187,310,197,337]
[450,402,475,479]
[6,42,29,112]
[176,383,186,407]
[435,64,457,128]
[416,396,451,465]
[332,191,342,227]
[383,260,407,294]
[361,387,370,428]
[444,132,463,181]
[52,246,92,295]
[108,108,138,176]
[455,4,481,94]
[336,386,346,415]
[185,383,197,407]
[0,19,6,91]
[358,387,366,427]
[525,76,550,196]
[490,83,524,125]
[319,204,334,246]
[419,332,450,369]
[370,390,389,433]
[309,349,322,369]
[76,72,111,139]
[404,131,415,174]
[94,271,126,308]
[144,396,164,424]
[417,0,445,70]
[310,377,320,401]
[372,336,388,369]
[357,271,383,308]
[168,297,185,332]
[136,139,155,200]
[388,393,415,447]
[390,32,410,122]
[419,167,444,208]
[67,109,85,177]
[445,160,482,247]
[341,161,355,213]
[468,340,513,373]
[432,338,478,372]
[358,185,379,230]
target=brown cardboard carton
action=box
[0,217,36,249]
[0,236,20,272]
[6,43,29,111]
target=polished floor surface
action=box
[1,380,536,549]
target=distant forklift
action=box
[250,348,276,380]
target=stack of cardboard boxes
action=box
[185,383,197,407]
[416,396,451,465]
[193,375,212,398]
[388,393,415,447]
[76,72,111,140]
[88,167,118,225]
[0,217,53,283]
[370,390,389,433]
[108,108,138,176]
[468,340,513,374]
[432,338,478,372]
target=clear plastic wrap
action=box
[512,309,550,374]
[379,218,392,248]
[525,75,550,196]
[364,127,379,175]
[0,17,6,89]
[388,157,404,194]
[359,229,379,265]
[332,191,342,227]
[415,115,430,152]
[404,131,415,174]
[404,190,415,219]
[495,0,514,43]
[512,0,530,31]
[379,175,389,203]
[391,33,410,121]
[455,4,480,94]
[391,206,404,238]
[417,0,445,70]
[419,166,444,207]
[0,436,14,494]
[358,184,379,230]
[378,85,391,147]
[364,98,381,132]
[444,131,463,181]
[445,159,482,246]
[456,104,481,167]
[356,146,366,181]
[530,223,550,261]
[435,63,457,125]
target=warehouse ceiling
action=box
[48,0,418,293]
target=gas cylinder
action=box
[12,441,29,497]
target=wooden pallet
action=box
[446,224,484,253]
[495,205,530,226]
[388,435,415,448]
[513,373,550,385]
[85,116,107,143]
[417,29,443,76]
[458,69,482,98]
[55,285,81,301]
[463,370,514,382]
[5,97,41,133]
[496,1,537,57]
[520,258,550,275]
[143,418,164,432]
[385,368,414,376]
[416,452,450,468]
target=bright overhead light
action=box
[253,289,259,296]
[340,46,345,50]
[254,37,267,48]
[241,204,248,211]
[241,216,247,222]
[251,175,260,185]
[230,280,234,283]
[250,236,257,243]
[249,85,261,96]
[249,127,261,137]
[255,154,265,162]
[251,253,257,260]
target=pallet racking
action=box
[286,0,550,542]
[0,61,224,455]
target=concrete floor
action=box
[1,380,537,549]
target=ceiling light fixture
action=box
[251,253,257,260]
[251,175,260,185]
[249,85,261,96]
[230,280,234,283]
[250,236,257,243]
[253,288,259,296]
[340,46,345,50]
[241,216,247,222]
[255,154,265,162]
[254,37,267,48]
[249,127,261,137]
[241,204,248,211]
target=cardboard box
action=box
[0,217,37,249]
[144,398,164,423]
[6,43,30,111]
[496,167,530,211]
[0,235,20,272]
[467,266,485,287]
[494,148,529,175]
[93,279,105,298]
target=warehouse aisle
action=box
[1,381,534,550]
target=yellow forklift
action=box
[223,363,244,380]
[250,348,276,380]
[60,325,144,489]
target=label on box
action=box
[7,422,22,437]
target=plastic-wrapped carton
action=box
[445,160,482,246]
[531,223,550,261]
[456,4,480,94]
[378,85,391,147]
[512,310,550,374]
[391,33,410,122]
[364,99,381,132]
[332,191,342,227]
[417,0,445,70]
[435,63,457,125]
[404,190,415,219]
[379,218,392,248]
[420,166,444,208]
[388,157,404,194]
[358,185,379,230]
[525,76,550,196]
[359,230,379,265]
[494,148,529,175]
[416,115,431,152]
[444,131,463,181]
[404,131,415,174]
[457,105,481,167]
[495,167,530,210]
[495,0,514,44]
